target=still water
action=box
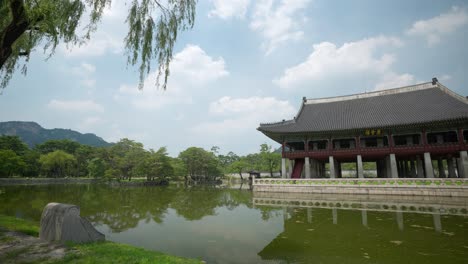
[0,184,467,263]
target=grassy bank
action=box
[0,215,202,264]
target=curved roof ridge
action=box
[260,119,295,127]
[304,81,436,105]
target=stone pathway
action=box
[0,229,70,263]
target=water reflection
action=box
[254,192,468,263]
[0,185,467,263]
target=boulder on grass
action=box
[39,203,105,243]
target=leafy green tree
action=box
[74,144,96,177]
[87,157,106,178]
[227,159,249,181]
[110,138,146,181]
[179,147,222,183]
[133,147,173,181]
[0,149,26,177]
[39,150,76,177]
[170,157,187,179]
[21,149,40,176]
[218,151,239,172]
[0,135,29,155]
[260,143,281,177]
[0,0,196,90]
[35,139,81,154]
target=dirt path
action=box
[0,229,70,263]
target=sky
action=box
[1,0,468,156]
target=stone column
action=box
[386,156,391,178]
[459,151,468,178]
[447,158,456,178]
[329,156,336,178]
[389,154,398,178]
[361,210,368,227]
[396,211,404,231]
[424,152,434,178]
[357,155,364,178]
[433,213,442,233]
[281,158,286,179]
[288,159,293,178]
[305,157,311,178]
[307,208,313,223]
[437,158,445,178]
[417,156,424,178]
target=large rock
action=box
[39,203,105,243]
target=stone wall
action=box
[252,178,468,197]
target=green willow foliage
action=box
[0,0,196,90]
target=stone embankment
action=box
[0,178,97,185]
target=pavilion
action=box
[258,78,468,179]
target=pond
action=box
[0,184,467,263]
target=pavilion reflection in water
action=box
[254,192,468,263]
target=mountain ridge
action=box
[0,121,112,148]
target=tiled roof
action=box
[258,81,468,134]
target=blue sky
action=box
[1,0,468,156]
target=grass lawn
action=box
[0,215,202,264]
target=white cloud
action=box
[59,33,123,57]
[116,44,228,109]
[374,73,416,91]
[274,36,406,90]
[250,0,310,55]
[70,62,96,88]
[170,44,229,83]
[47,99,104,112]
[209,0,251,19]
[440,74,452,81]
[406,6,468,46]
[192,96,296,135]
[78,116,102,130]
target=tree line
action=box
[0,135,281,182]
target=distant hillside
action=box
[0,121,112,148]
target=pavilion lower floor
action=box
[281,150,468,179]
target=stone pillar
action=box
[329,156,336,178]
[437,158,445,178]
[332,208,337,225]
[307,208,313,223]
[433,213,442,233]
[459,151,468,178]
[424,152,434,178]
[410,159,417,178]
[361,210,368,227]
[305,157,311,178]
[417,156,424,178]
[386,156,391,178]
[288,159,293,178]
[396,211,404,231]
[447,158,456,178]
[357,155,364,178]
[281,158,286,179]
[389,154,398,178]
